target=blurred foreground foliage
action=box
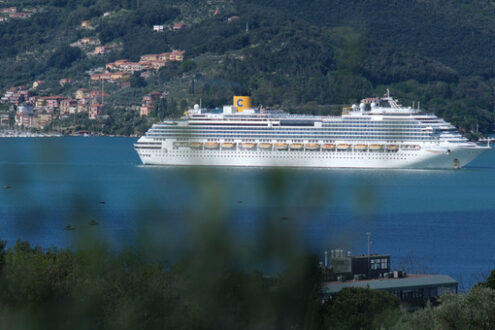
[0,239,323,329]
[2,239,495,329]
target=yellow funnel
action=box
[233,96,251,112]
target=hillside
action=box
[0,0,493,135]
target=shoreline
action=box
[0,130,138,138]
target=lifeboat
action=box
[387,145,398,151]
[305,143,320,150]
[174,141,188,148]
[221,142,236,149]
[274,143,289,150]
[369,144,383,150]
[354,144,367,150]
[290,143,304,150]
[242,142,256,149]
[337,144,350,150]
[189,142,203,149]
[259,143,272,150]
[204,142,220,149]
[323,144,335,150]
[401,144,421,150]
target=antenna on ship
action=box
[386,88,390,98]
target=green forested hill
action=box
[0,0,494,135]
[250,0,495,77]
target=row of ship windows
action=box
[170,151,419,157]
[152,125,434,132]
[156,121,441,127]
[166,153,415,160]
[149,130,435,135]
[147,134,435,140]
[147,132,435,136]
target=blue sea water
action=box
[0,136,494,288]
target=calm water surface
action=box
[0,137,494,288]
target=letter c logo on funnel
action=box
[237,99,243,108]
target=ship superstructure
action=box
[134,95,489,169]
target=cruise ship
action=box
[134,94,489,169]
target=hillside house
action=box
[10,12,30,19]
[93,46,108,55]
[15,112,33,127]
[75,88,89,99]
[32,80,46,89]
[59,78,75,86]
[77,99,89,113]
[159,50,184,62]
[89,104,103,119]
[60,99,78,115]
[142,92,162,105]
[34,114,53,129]
[140,54,160,62]
[173,23,186,30]
[38,96,66,112]
[3,7,16,14]
[140,105,154,117]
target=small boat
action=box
[387,145,398,151]
[204,142,220,149]
[3,185,10,189]
[354,144,367,150]
[290,143,304,150]
[305,143,320,150]
[64,225,76,231]
[369,144,383,150]
[221,142,236,149]
[274,143,289,150]
[337,144,350,150]
[323,144,335,150]
[99,201,105,205]
[189,142,203,149]
[259,143,272,150]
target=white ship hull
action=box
[135,95,490,169]
[136,144,488,169]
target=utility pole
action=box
[367,232,372,274]
[367,232,371,256]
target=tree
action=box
[47,45,83,69]
[394,286,495,330]
[322,287,400,330]
[130,72,147,88]
[485,269,495,290]
[154,97,167,120]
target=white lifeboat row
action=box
[173,141,421,152]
